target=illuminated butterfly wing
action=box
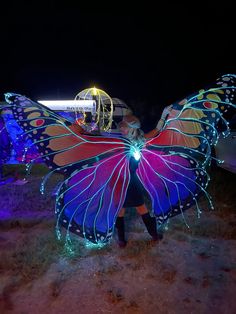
[56,153,130,244]
[7,94,126,173]
[138,74,236,224]
[5,94,131,244]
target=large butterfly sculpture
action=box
[3,74,236,246]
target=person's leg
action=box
[136,204,163,241]
[115,208,127,247]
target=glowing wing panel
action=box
[147,74,236,165]
[137,150,208,224]
[7,94,127,175]
[55,153,130,244]
[138,74,236,224]
[4,93,131,245]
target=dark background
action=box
[0,1,235,130]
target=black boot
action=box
[115,217,127,248]
[141,213,163,241]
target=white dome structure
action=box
[74,87,113,132]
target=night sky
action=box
[0,1,235,126]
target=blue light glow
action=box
[130,146,141,161]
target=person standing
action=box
[115,105,172,247]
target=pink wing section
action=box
[137,149,206,224]
[56,152,130,243]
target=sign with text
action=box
[38,100,96,114]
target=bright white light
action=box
[132,148,141,161]
[38,100,96,113]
